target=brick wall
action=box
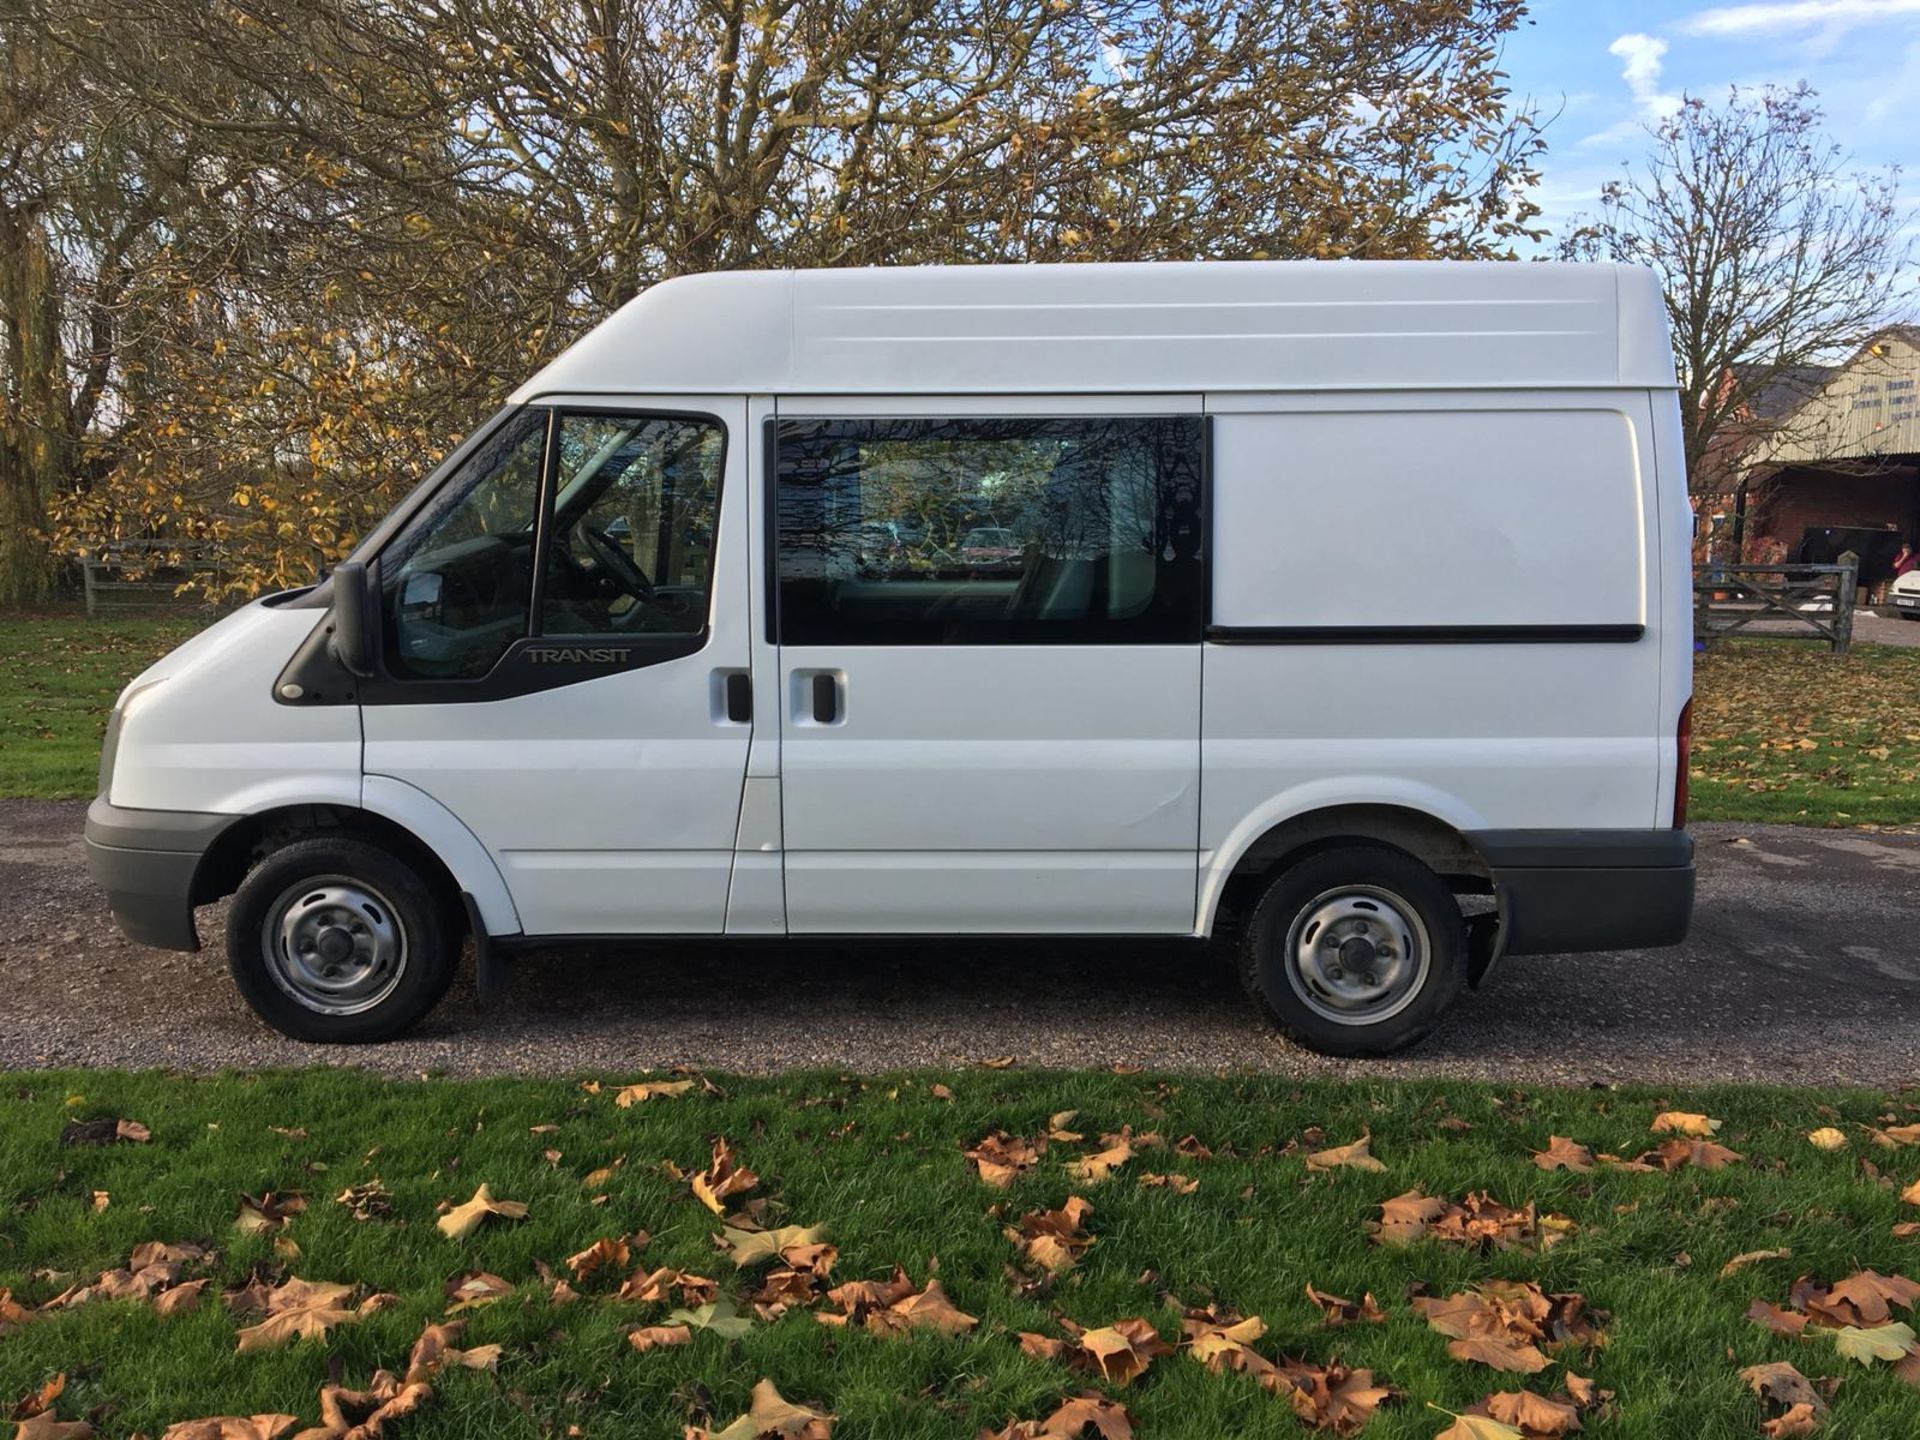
[1747,465,1919,565]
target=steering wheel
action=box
[579,524,655,603]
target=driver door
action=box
[360,397,754,937]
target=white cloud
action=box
[1680,0,1920,38]
[1580,33,1683,147]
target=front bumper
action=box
[1469,828,1695,957]
[84,796,238,951]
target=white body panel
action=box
[361,395,754,937]
[104,261,1689,952]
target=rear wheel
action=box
[225,835,456,1043]
[1239,844,1467,1056]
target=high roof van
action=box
[85,261,1695,1055]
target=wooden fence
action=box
[79,540,228,620]
[1693,552,1859,654]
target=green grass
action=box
[1691,640,1920,827]
[0,614,203,798]
[5,1070,1920,1437]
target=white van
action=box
[85,262,1695,1056]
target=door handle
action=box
[811,672,838,724]
[725,672,752,723]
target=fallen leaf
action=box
[1807,1128,1848,1152]
[1761,1402,1822,1439]
[1307,1134,1386,1173]
[59,1117,149,1147]
[627,1323,692,1352]
[335,1182,394,1222]
[1740,1360,1828,1418]
[1305,1284,1387,1327]
[1371,1191,1573,1253]
[231,1278,358,1352]
[1068,1136,1134,1184]
[723,1224,828,1268]
[1649,1111,1721,1137]
[1747,1299,1809,1337]
[235,1192,306,1236]
[154,1279,210,1317]
[564,1236,632,1284]
[1011,1196,1095,1274]
[1020,1318,1171,1386]
[965,1132,1043,1188]
[688,1378,830,1440]
[1446,1336,1551,1374]
[1648,1138,1743,1171]
[1138,1172,1198,1194]
[691,1138,760,1216]
[614,1079,694,1106]
[403,1319,503,1382]
[819,1272,976,1336]
[443,1272,513,1311]
[1483,1389,1583,1436]
[158,1418,299,1440]
[436,1184,528,1241]
[666,1299,755,1338]
[1432,1414,1525,1440]
[982,1392,1134,1440]
[1834,1320,1917,1364]
[1722,1249,1791,1278]
[1531,1137,1594,1173]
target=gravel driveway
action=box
[4,799,1918,1085]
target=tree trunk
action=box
[0,205,64,607]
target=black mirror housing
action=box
[328,561,378,678]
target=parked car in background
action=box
[86,260,1694,1057]
[1892,569,1920,618]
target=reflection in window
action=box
[540,414,724,638]
[775,417,1203,644]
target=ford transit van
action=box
[85,261,1695,1055]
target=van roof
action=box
[509,261,1675,402]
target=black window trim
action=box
[351,403,731,705]
[768,411,1210,648]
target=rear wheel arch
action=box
[1206,803,1492,942]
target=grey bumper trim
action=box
[1467,828,1695,957]
[84,796,239,952]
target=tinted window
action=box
[540,413,724,638]
[775,416,1204,644]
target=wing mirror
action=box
[328,561,378,678]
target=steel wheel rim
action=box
[260,874,408,1016]
[1283,884,1430,1027]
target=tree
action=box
[6,0,1547,595]
[1561,85,1911,498]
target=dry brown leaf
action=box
[1011,1196,1095,1274]
[1068,1138,1134,1184]
[436,1184,528,1241]
[1649,1111,1720,1137]
[1740,1360,1828,1429]
[1531,1137,1595,1173]
[691,1138,760,1216]
[1760,1403,1822,1439]
[1307,1134,1386,1173]
[403,1320,502,1383]
[1748,1299,1810,1337]
[965,1131,1043,1188]
[1370,1191,1573,1253]
[1722,1249,1791,1278]
[1138,1172,1197,1194]
[293,1368,431,1440]
[564,1236,632,1284]
[1447,1336,1551,1373]
[334,1182,395,1222]
[231,1278,358,1352]
[1482,1389,1583,1436]
[1305,1283,1387,1327]
[235,1192,306,1236]
[158,1417,300,1440]
[689,1378,831,1440]
[627,1323,692,1353]
[1020,1318,1171,1386]
[1902,1177,1920,1206]
[442,1272,513,1312]
[1807,1127,1848,1152]
[817,1270,974,1336]
[617,1266,719,1306]
[1648,1138,1743,1172]
[982,1392,1134,1440]
[154,1279,210,1317]
[614,1079,694,1106]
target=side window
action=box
[383,410,548,679]
[540,413,725,638]
[775,416,1204,644]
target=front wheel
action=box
[225,835,456,1043]
[1239,844,1467,1056]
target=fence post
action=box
[1835,550,1858,655]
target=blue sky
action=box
[1502,0,1920,242]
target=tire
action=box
[1239,844,1467,1057]
[225,834,456,1043]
